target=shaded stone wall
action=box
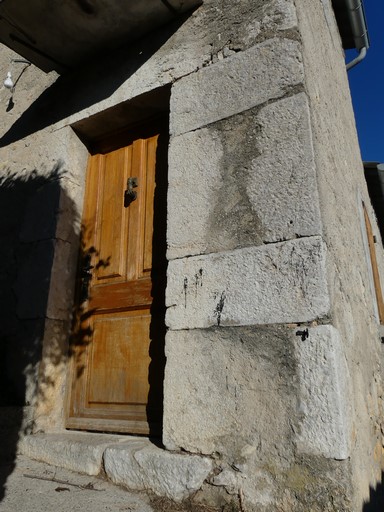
[0,47,88,428]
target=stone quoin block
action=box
[166,236,330,330]
[163,325,298,461]
[294,325,352,460]
[167,93,322,259]
[170,37,304,136]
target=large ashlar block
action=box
[166,236,330,330]
[163,325,298,464]
[295,325,352,459]
[104,440,213,502]
[167,93,322,259]
[170,37,304,136]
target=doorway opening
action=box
[66,97,169,437]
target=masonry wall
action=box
[295,0,384,508]
[0,0,383,510]
[0,48,87,426]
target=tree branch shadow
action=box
[0,117,169,503]
[362,472,384,511]
[0,163,80,502]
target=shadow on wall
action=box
[0,163,79,502]
[0,12,190,149]
[363,473,384,511]
[0,136,168,501]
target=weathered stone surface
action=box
[163,325,298,464]
[295,325,352,459]
[55,176,83,243]
[170,38,304,136]
[18,433,126,475]
[46,239,78,321]
[167,93,322,259]
[166,236,330,330]
[104,439,213,501]
[32,319,70,432]
[14,240,55,319]
[295,0,384,505]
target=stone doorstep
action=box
[18,432,214,502]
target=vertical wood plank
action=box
[127,139,146,280]
[97,147,127,280]
[143,135,158,274]
[364,203,384,323]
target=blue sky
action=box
[347,1,384,163]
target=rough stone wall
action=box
[0,47,88,428]
[164,0,383,510]
[294,0,384,508]
[0,0,382,510]
[161,2,357,509]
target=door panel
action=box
[66,123,167,435]
[87,311,151,406]
[97,147,131,281]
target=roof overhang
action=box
[0,0,202,73]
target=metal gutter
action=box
[344,0,370,69]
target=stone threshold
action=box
[18,431,213,502]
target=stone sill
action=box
[18,431,213,502]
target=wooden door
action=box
[66,123,167,435]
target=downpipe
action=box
[344,0,369,70]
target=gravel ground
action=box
[0,455,155,512]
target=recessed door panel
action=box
[87,311,151,406]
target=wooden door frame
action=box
[65,116,168,436]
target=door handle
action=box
[124,177,138,207]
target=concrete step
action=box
[18,432,214,502]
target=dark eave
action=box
[331,0,369,50]
[0,0,202,73]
